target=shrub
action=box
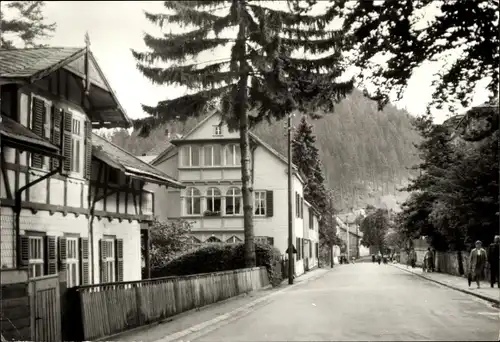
[150,242,283,287]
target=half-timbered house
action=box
[0,47,183,286]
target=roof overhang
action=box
[92,148,184,188]
[0,116,61,158]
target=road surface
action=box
[188,263,499,341]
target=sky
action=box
[4,1,492,124]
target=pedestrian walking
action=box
[371,254,375,263]
[410,249,417,268]
[424,248,434,272]
[468,240,487,289]
[377,253,381,265]
[487,235,500,288]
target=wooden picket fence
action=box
[64,267,269,341]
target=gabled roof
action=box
[150,111,302,178]
[92,134,183,188]
[0,47,131,129]
[0,47,82,79]
[0,115,59,156]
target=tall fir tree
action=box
[132,1,353,266]
[292,116,338,248]
[0,1,56,48]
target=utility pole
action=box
[287,112,294,285]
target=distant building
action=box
[141,111,321,276]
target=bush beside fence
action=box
[152,242,283,287]
[66,267,269,341]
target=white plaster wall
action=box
[187,114,239,140]
[1,207,16,269]
[93,218,142,282]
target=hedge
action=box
[150,242,283,287]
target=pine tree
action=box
[132,0,353,267]
[292,116,339,248]
[0,1,56,48]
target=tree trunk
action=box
[237,0,256,268]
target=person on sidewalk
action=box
[372,254,376,263]
[424,248,434,273]
[410,249,417,268]
[487,235,500,288]
[469,240,487,289]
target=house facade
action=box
[335,215,367,259]
[146,112,320,275]
[0,47,182,286]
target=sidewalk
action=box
[393,263,500,305]
[114,267,331,342]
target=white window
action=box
[185,187,201,215]
[28,236,44,279]
[225,187,241,215]
[102,238,115,283]
[225,144,240,166]
[66,238,79,287]
[205,187,221,215]
[70,117,84,174]
[203,145,221,166]
[214,125,222,136]
[180,145,200,167]
[254,191,266,216]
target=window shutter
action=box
[265,190,273,217]
[59,237,67,272]
[45,236,57,275]
[115,239,124,282]
[31,98,45,168]
[309,241,312,257]
[295,193,298,217]
[51,107,62,169]
[62,111,72,172]
[300,198,304,218]
[301,239,304,258]
[20,236,30,266]
[79,237,90,285]
[84,120,93,179]
[100,239,108,283]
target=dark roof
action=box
[0,47,131,129]
[92,133,184,188]
[0,47,83,79]
[0,115,59,153]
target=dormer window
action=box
[213,125,222,136]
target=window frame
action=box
[181,145,201,167]
[213,125,222,136]
[102,237,116,283]
[254,191,267,216]
[224,144,241,166]
[203,145,222,166]
[225,187,242,216]
[205,187,222,215]
[185,187,202,215]
[28,235,45,279]
[66,237,80,287]
[69,111,86,177]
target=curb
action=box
[392,264,500,305]
[155,268,332,342]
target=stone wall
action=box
[0,270,31,341]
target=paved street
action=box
[186,263,499,341]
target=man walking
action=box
[469,240,487,289]
[488,235,500,288]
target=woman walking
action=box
[469,240,487,289]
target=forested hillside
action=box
[101,90,420,210]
